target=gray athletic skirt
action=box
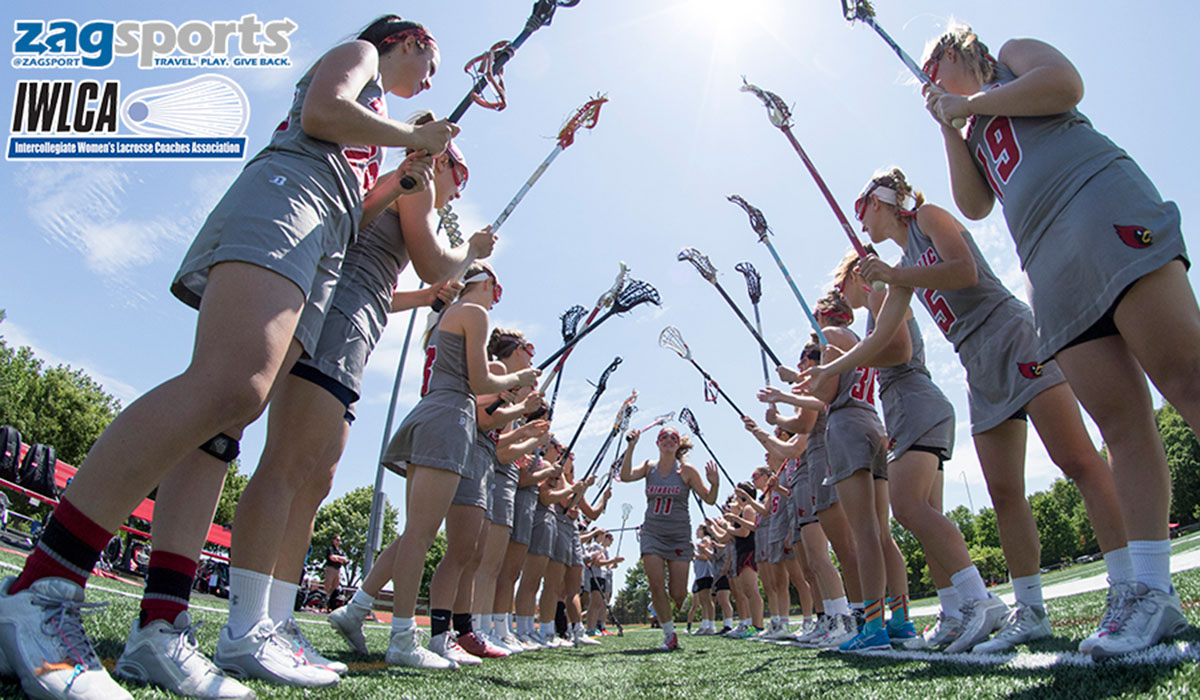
[551,513,573,564]
[766,497,793,563]
[824,407,888,486]
[754,512,770,563]
[487,465,518,528]
[382,390,476,476]
[790,464,818,538]
[1021,157,1188,359]
[529,504,556,557]
[571,527,585,568]
[452,433,495,510]
[511,486,538,546]
[957,298,1066,435]
[640,518,694,561]
[881,374,955,463]
[172,152,355,358]
[292,305,376,419]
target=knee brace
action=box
[199,433,240,463]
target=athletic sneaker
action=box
[280,619,348,675]
[0,576,133,700]
[429,631,483,666]
[818,614,859,649]
[326,604,369,655]
[572,629,601,646]
[838,626,891,652]
[1079,580,1132,654]
[659,631,679,651]
[718,625,733,635]
[790,618,825,646]
[115,612,254,699]
[547,634,575,648]
[943,595,1010,654]
[385,628,456,670]
[497,632,527,653]
[903,612,960,651]
[885,618,917,644]
[971,601,1051,654]
[515,631,544,650]
[213,619,339,687]
[729,624,757,640]
[723,622,746,638]
[456,631,508,658]
[764,620,792,640]
[853,609,865,632]
[1091,583,1188,660]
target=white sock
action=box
[949,565,989,602]
[1103,546,1134,585]
[827,596,850,617]
[724,617,734,628]
[741,617,752,627]
[350,589,375,611]
[538,621,552,639]
[478,614,492,637]
[518,615,534,636]
[850,601,864,612]
[267,578,298,626]
[227,568,272,639]
[502,613,513,635]
[781,616,790,628]
[573,622,585,635]
[1129,539,1172,593]
[1011,573,1044,609]
[662,621,675,636]
[391,616,415,645]
[937,587,963,620]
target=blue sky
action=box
[3,1,1197,589]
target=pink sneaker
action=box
[455,631,509,659]
[659,631,679,651]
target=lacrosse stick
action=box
[739,79,885,293]
[593,411,674,503]
[678,407,737,487]
[678,247,782,368]
[659,326,746,418]
[537,279,661,370]
[556,357,622,466]
[615,502,632,561]
[734,261,771,385]
[580,392,638,483]
[398,0,584,190]
[727,195,830,344]
[536,262,628,393]
[430,95,608,311]
[841,0,966,129]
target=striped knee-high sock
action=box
[140,550,197,627]
[10,498,110,594]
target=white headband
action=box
[857,182,911,209]
[463,272,491,285]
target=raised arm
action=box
[619,430,653,483]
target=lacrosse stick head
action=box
[842,0,874,22]
[617,400,638,433]
[560,305,588,343]
[740,77,793,129]
[599,261,630,309]
[678,406,704,438]
[611,278,661,314]
[621,502,633,520]
[557,94,608,148]
[593,356,622,392]
[658,326,690,360]
[734,262,762,304]
[727,194,772,243]
[678,247,718,283]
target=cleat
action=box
[971,601,1050,654]
[903,612,961,651]
[886,618,918,643]
[213,619,338,687]
[385,628,457,670]
[1080,580,1131,655]
[116,612,254,699]
[429,631,482,666]
[944,595,1009,654]
[818,614,859,649]
[279,618,348,675]
[838,626,891,652]
[326,604,369,655]
[455,631,508,658]
[0,576,133,700]
[659,631,679,651]
[1091,583,1188,660]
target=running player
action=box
[710,486,764,637]
[805,166,1131,654]
[0,15,457,699]
[920,23,1196,657]
[620,427,719,650]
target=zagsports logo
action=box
[12,16,296,69]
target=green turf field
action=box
[2,549,1198,699]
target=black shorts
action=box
[589,577,607,594]
[692,576,713,593]
[908,444,949,470]
[735,549,757,575]
[290,362,357,423]
[713,575,731,592]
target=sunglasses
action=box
[519,341,535,358]
[445,143,468,192]
[854,182,882,222]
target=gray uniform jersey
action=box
[966,64,1124,272]
[901,218,1067,433]
[263,68,387,216]
[640,462,694,561]
[710,542,729,578]
[382,328,475,475]
[868,313,955,461]
[967,64,1187,357]
[825,331,887,484]
[333,207,411,338]
[901,222,1010,352]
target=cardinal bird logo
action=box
[887,437,897,451]
[1018,361,1044,379]
[1114,224,1153,249]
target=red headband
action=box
[379,27,438,50]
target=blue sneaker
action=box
[886,619,917,643]
[839,626,891,651]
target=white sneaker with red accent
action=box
[428,631,482,666]
[659,631,679,651]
